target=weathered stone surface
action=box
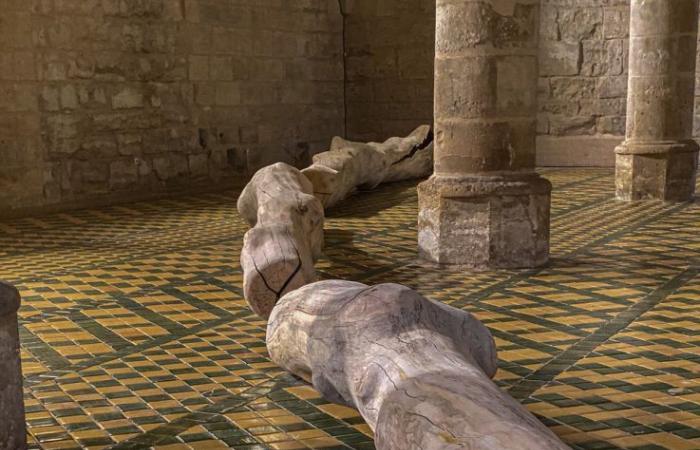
[539,40,580,76]
[418,174,551,268]
[267,280,569,450]
[615,0,700,202]
[615,141,699,201]
[423,0,551,268]
[1,0,344,216]
[0,282,26,450]
[237,163,324,318]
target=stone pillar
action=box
[418,0,551,269]
[0,282,26,450]
[615,0,700,201]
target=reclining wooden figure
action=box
[267,281,569,450]
[237,129,570,449]
[237,127,434,317]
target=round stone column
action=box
[418,0,551,269]
[615,0,700,201]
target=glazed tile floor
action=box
[5,168,700,449]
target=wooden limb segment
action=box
[267,280,570,450]
[303,125,434,208]
[237,163,324,318]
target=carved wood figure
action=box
[267,280,570,450]
[302,125,434,208]
[237,163,324,318]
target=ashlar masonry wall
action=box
[344,0,700,167]
[0,0,344,216]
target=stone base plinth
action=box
[417,174,551,269]
[615,140,699,202]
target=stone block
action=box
[549,115,597,136]
[215,82,240,106]
[581,39,624,77]
[417,174,551,269]
[598,75,627,99]
[109,159,138,189]
[41,86,60,111]
[615,141,699,201]
[112,87,144,109]
[603,7,629,39]
[558,7,603,42]
[60,85,78,109]
[597,116,625,135]
[188,153,208,176]
[153,153,188,180]
[539,40,580,76]
[188,55,209,81]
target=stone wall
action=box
[537,0,630,166]
[343,0,435,141]
[0,1,44,214]
[5,0,700,216]
[343,0,700,167]
[0,0,344,215]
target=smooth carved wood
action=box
[237,163,324,318]
[302,125,434,208]
[238,128,433,316]
[267,280,570,450]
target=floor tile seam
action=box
[489,287,633,318]
[4,235,244,285]
[0,194,241,238]
[543,172,613,191]
[0,172,607,240]
[104,377,291,449]
[460,199,672,308]
[549,195,616,222]
[562,202,692,260]
[15,269,245,329]
[507,266,700,399]
[0,219,243,257]
[591,241,700,263]
[551,199,664,227]
[19,324,74,375]
[520,274,662,298]
[578,350,700,381]
[5,185,618,287]
[0,215,242,241]
[22,311,256,387]
[507,284,651,308]
[537,255,691,273]
[317,260,414,284]
[462,202,695,377]
[7,253,241,294]
[159,286,243,322]
[451,299,591,338]
[326,198,418,219]
[486,327,565,356]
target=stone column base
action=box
[417,174,551,269]
[615,140,699,202]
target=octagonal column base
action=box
[615,140,699,202]
[417,174,551,269]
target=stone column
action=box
[0,282,26,450]
[615,0,700,201]
[418,0,551,269]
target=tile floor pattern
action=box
[4,168,700,449]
